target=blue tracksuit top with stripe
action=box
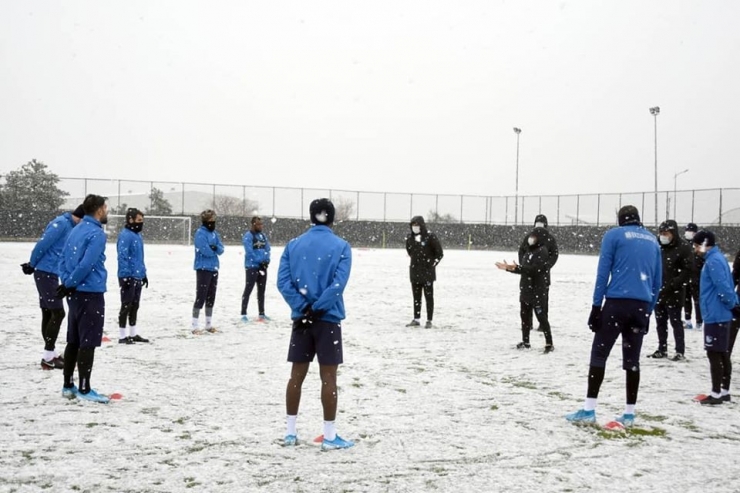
[699,247,738,324]
[277,225,352,323]
[592,224,662,312]
[193,226,224,271]
[29,212,77,276]
[117,227,147,279]
[243,230,271,269]
[59,216,107,293]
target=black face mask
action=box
[126,222,144,233]
[204,221,216,232]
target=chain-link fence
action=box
[3,175,740,227]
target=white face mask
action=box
[534,222,545,228]
[684,232,695,241]
[411,225,421,234]
[659,235,671,245]
[315,212,328,223]
[528,237,537,246]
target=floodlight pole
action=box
[514,127,522,225]
[673,168,689,219]
[649,106,660,225]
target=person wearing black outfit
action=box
[647,220,692,361]
[683,223,704,329]
[518,214,559,331]
[241,216,271,323]
[405,216,444,329]
[497,227,554,353]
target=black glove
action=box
[142,277,149,289]
[259,262,269,271]
[210,244,218,251]
[732,305,740,320]
[432,258,441,268]
[587,305,602,332]
[21,263,35,275]
[56,285,76,299]
[293,305,325,331]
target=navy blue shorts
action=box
[287,320,344,366]
[119,277,143,304]
[590,298,650,371]
[34,270,64,310]
[66,292,105,348]
[704,322,731,352]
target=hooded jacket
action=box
[117,226,147,279]
[699,247,737,324]
[193,225,224,271]
[59,215,107,293]
[656,220,692,305]
[406,216,444,284]
[518,214,559,286]
[510,227,549,304]
[243,229,271,269]
[29,212,78,276]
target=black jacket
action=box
[687,242,705,284]
[657,227,693,305]
[732,249,740,294]
[518,215,559,286]
[512,228,549,304]
[406,216,444,284]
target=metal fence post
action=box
[576,195,580,225]
[356,191,360,221]
[691,190,695,223]
[596,194,600,227]
[383,192,387,222]
[117,180,121,210]
[557,195,560,226]
[719,189,723,225]
[459,195,463,224]
[181,183,185,215]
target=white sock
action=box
[624,404,636,415]
[192,317,199,329]
[286,415,297,436]
[205,316,213,329]
[323,421,336,441]
[583,398,597,412]
[43,350,55,362]
[711,391,721,399]
[721,388,730,396]
[119,327,128,340]
[129,326,137,337]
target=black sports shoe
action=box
[118,337,135,345]
[516,342,531,349]
[424,321,433,329]
[721,394,732,403]
[647,350,667,359]
[405,320,421,327]
[40,358,55,370]
[544,345,555,354]
[700,395,723,406]
[131,335,150,343]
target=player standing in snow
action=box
[57,194,111,403]
[116,208,150,344]
[517,214,559,332]
[192,210,224,334]
[21,204,84,369]
[647,220,692,360]
[277,198,354,450]
[496,227,555,353]
[566,205,661,428]
[240,216,271,323]
[683,223,704,329]
[405,216,444,329]
[691,231,739,405]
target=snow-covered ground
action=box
[1,241,737,493]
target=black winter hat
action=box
[617,205,641,226]
[685,222,699,232]
[310,198,335,225]
[692,230,716,247]
[534,214,548,228]
[72,204,85,219]
[659,220,678,233]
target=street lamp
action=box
[673,168,689,219]
[513,127,522,225]
[649,106,660,225]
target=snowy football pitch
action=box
[1,242,738,492]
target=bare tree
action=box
[213,194,260,217]
[334,196,355,222]
[427,209,457,223]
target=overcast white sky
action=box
[1,1,739,197]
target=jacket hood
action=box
[410,216,428,234]
[659,220,681,246]
[528,227,548,247]
[533,214,548,228]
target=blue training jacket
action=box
[243,230,271,269]
[699,247,738,324]
[29,212,77,276]
[193,226,224,271]
[277,225,352,323]
[59,216,107,293]
[117,227,147,279]
[592,224,662,312]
